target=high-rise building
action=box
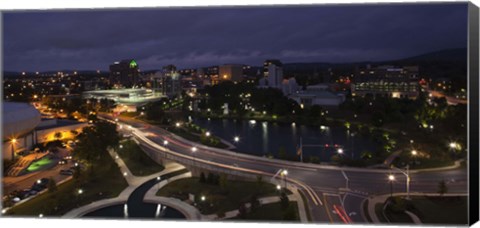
[218,64,244,82]
[262,59,283,88]
[160,64,181,96]
[109,59,140,88]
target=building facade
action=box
[218,64,243,82]
[351,65,420,99]
[109,59,140,88]
[262,59,283,88]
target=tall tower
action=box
[109,59,139,88]
[263,59,283,88]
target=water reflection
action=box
[193,118,376,162]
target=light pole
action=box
[157,176,162,190]
[10,138,17,161]
[391,165,411,199]
[191,147,197,166]
[234,136,239,165]
[281,169,288,189]
[388,174,395,197]
[411,150,417,166]
[163,140,168,148]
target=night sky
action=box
[3,3,468,72]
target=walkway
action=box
[62,149,185,218]
[142,170,309,222]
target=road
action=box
[104,114,468,224]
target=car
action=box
[60,169,74,175]
[31,184,45,192]
[17,190,30,200]
[58,159,68,165]
[28,189,38,195]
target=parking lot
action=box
[2,147,78,207]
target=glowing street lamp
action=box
[388,174,395,197]
[337,148,344,154]
[411,150,417,156]
[175,122,181,127]
[78,189,83,195]
[163,140,168,146]
[201,196,206,201]
[449,142,458,149]
[234,136,240,143]
[205,131,211,137]
[10,138,17,160]
[281,169,288,189]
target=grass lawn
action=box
[157,177,284,214]
[117,140,164,176]
[7,160,128,216]
[230,202,300,221]
[375,196,467,225]
[408,196,467,225]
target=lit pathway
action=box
[62,149,185,218]
[143,171,308,222]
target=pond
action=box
[192,118,377,162]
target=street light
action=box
[281,169,288,189]
[411,150,417,156]
[201,196,206,201]
[449,142,458,150]
[391,165,411,199]
[388,174,395,197]
[157,176,162,190]
[337,148,344,154]
[234,136,239,142]
[175,122,181,127]
[78,189,83,194]
[205,131,211,137]
[10,138,17,160]
[163,140,168,147]
[191,147,197,166]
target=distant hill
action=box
[394,48,467,63]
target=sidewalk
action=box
[62,150,186,218]
[143,171,308,222]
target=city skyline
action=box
[4,3,468,72]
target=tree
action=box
[199,172,206,183]
[47,178,57,193]
[219,174,228,191]
[278,146,287,159]
[438,179,448,196]
[280,192,289,209]
[237,203,248,219]
[249,194,260,212]
[256,175,264,188]
[283,205,297,220]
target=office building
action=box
[109,59,140,88]
[351,65,420,99]
[219,64,244,82]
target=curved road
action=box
[103,114,468,224]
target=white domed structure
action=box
[2,102,41,160]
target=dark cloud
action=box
[3,3,468,71]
